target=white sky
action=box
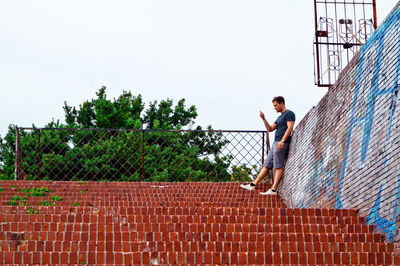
[0,0,399,138]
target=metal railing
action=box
[14,128,270,182]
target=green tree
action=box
[143,98,197,129]
[0,87,233,181]
[0,125,18,179]
[63,87,144,129]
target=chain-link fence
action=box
[14,128,270,182]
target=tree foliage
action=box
[0,87,233,181]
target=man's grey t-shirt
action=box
[273,110,295,142]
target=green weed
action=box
[39,201,55,206]
[6,195,27,206]
[28,207,39,214]
[50,195,64,201]
[19,187,50,197]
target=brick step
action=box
[0,198,286,208]
[0,198,285,205]
[0,196,283,203]
[1,202,286,208]
[0,188,277,193]
[0,250,397,265]
[1,181,395,265]
[1,197,281,203]
[1,222,373,234]
[0,191,282,196]
[1,231,384,243]
[0,206,360,217]
[0,215,367,228]
[3,239,394,253]
[1,191,283,197]
[2,190,279,195]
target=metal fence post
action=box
[37,129,41,179]
[141,130,145,180]
[262,132,265,165]
[15,127,23,180]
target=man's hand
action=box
[260,111,265,120]
[277,141,284,151]
[260,111,276,132]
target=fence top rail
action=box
[16,127,267,134]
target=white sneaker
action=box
[260,189,277,195]
[240,183,255,191]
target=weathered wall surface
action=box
[281,3,400,243]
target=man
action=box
[240,96,295,195]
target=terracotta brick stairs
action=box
[0,181,398,265]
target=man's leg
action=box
[260,143,288,195]
[271,168,283,191]
[240,166,270,190]
[253,166,270,185]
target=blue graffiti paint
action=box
[336,8,400,210]
[336,43,366,209]
[361,38,385,163]
[305,158,337,206]
[332,8,400,242]
[383,30,400,166]
[370,28,400,242]
[366,168,400,242]
[366,184,396,241]
[297,8,400,241]
[393,169,400,226]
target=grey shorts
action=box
[262,141,289,169]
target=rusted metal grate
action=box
[313,0,377,87]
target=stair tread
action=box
[0,180,396,265]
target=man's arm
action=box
[281,121,294,142]
[277,120,294,150]
[260,111,277,132]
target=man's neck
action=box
[280,107,287,114]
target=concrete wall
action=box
[281,3,400,243]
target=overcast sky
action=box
[1,0,398,138]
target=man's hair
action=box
[272,96,285,105]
